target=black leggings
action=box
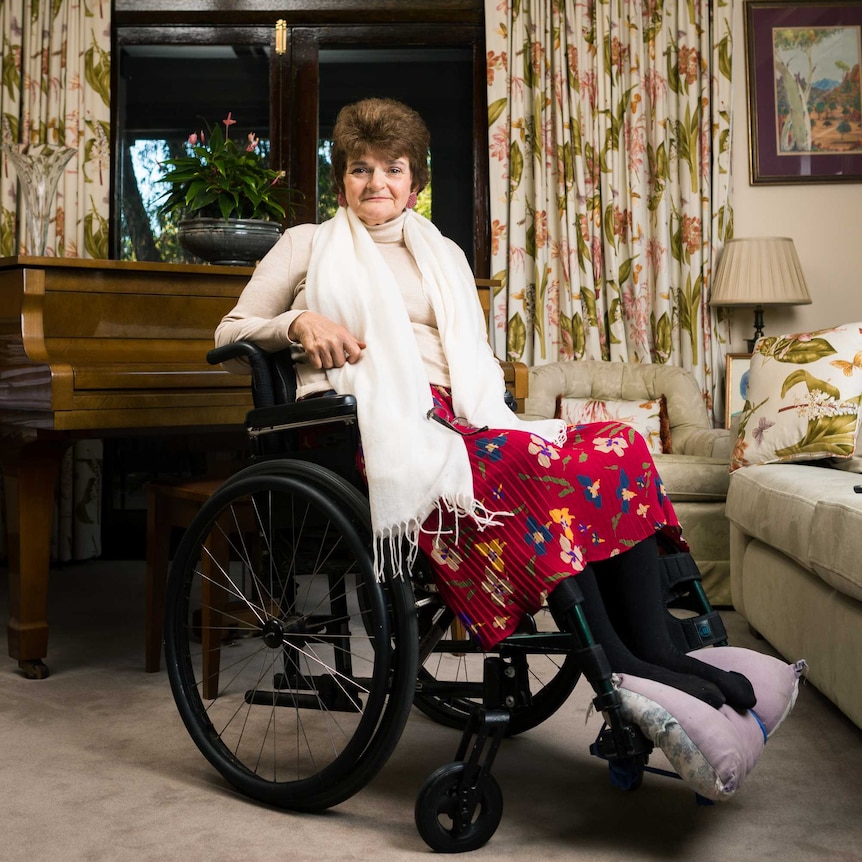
[549,536,755,711]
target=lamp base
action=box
[747,305,765,354]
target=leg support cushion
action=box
[614,647,806,801]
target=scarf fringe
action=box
[373,494,513,581]
[308,208,566,582]
[549,425,568,448]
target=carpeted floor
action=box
[1,560,861,862]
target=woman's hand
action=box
[288,311,366,369]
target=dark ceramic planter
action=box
[178,218,283,266]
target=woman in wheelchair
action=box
[215,96,754,714]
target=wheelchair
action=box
[162,342,730,853]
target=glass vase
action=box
[2,143,77,256]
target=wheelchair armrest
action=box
[246,395,358,438]
[208,340,273,389]
[207,341,265,366]
[208,341,295,409]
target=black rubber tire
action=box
[164,460,417,811]
[414,762,503,853]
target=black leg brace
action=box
[592,536,756,711]
[548,562,727,710]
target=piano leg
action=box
[1,437,71,679]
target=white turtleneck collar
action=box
[360,209,409,244]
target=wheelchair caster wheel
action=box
[19,659,49,680]
[415,762,503,853]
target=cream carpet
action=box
[1,561,860,862]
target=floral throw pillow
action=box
[556,395,672,454]
[730,322,862,471]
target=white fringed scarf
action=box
[306,207,566,572]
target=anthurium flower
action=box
[157,112,296,222]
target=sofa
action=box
[721,319,862,732]
[523,361,733,605]
[726,462,862,730]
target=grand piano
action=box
[0,256,523,677]
[0,257,256,678]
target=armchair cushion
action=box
[555,395,672,453]
[677,427,733,461]
[524,360,725,454]
[652,455,729,501]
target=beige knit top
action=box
[215,211,457,399]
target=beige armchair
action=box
[523,361,732,605]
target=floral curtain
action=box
[1,0,111,257]
[485,0,734,417]
[0,0,110,561]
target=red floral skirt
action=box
[417,386,685,650]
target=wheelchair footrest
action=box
[590,721,653,763]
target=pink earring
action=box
[337,192,347,207]
[406,192,418,209]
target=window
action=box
[112,10,488,272]
[115,40,271,261]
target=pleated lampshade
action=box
[710,237,811,349]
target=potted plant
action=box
[157,112,295,265]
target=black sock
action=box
[593,537,756,712]
[550,569,726,710]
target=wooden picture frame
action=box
[745,1,862,184]
[725,353,753,428]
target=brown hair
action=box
[330,97,430,195]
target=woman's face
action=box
[342,152,414,225]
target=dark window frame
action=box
[111,2,489,274]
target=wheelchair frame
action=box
[162,341,728,852]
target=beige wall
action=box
[726,0,862,352]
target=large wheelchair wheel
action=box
[164,460,418,812]
[414,601,581,736]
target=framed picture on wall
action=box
[725,353,753,428]
[745,1,862,184]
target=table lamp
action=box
[710,237,811,352]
